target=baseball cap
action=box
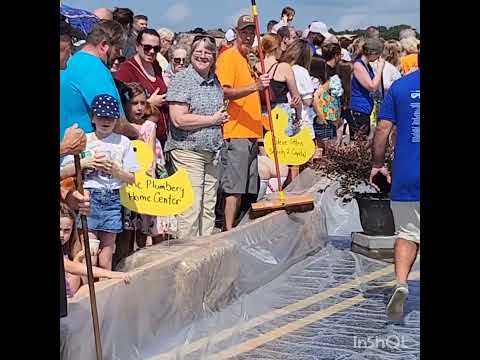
[237,15,255,30]
[225,28,236,42]
[323,34,339,45]
[309,21,332,38]
[91,94,120,120]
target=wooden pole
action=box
[74,155,103,360]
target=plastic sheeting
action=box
[140,238,419,359]
[60,169,378,359]
[60,168,337,360]
[318,182,364,236]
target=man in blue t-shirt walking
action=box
[370,62,420,321]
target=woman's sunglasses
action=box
[141,44,161,53]
[173,57,186,65]
[192,34,216,45]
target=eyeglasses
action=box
[173,57,186,64]
[192,50,214,58]
[192,34,216,45]
[140,44,161,53]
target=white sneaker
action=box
[386,283,409,321]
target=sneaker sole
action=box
[387,287,409,321]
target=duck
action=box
[120,140,194,216]
[264,107,315,166]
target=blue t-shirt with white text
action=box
[60,52,124,141]
[378,70,420,201]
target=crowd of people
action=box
[59,4,420,321]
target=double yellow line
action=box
[209,271,419,359]
[150,264,419,359]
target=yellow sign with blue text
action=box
[120,140,194,216]
[264,107,315,165]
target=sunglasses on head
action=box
[140,44,161,53]
[192,34,216,45]
[173,57,186,64]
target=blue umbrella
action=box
[60,3,99,37]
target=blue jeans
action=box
[82,189,123,233]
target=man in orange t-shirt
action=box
[216,15,271,230]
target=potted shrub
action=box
[311,135,395,236]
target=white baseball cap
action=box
[301,28,309,39]
[225,28,236,42]
[323,34,338,44]
[309,21,333,38]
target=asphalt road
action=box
[147,236,420,360]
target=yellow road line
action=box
[149,264,397,359]
[211,271,420,359]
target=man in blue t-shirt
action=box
[60,20,138,142]
[370,67,420,321]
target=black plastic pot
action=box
[355,193,395,236]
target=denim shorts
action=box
[313,118,337,140]
[81,189,123,233]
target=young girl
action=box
[119,83,175,246]
[120,82,165,176]
[313,74,344,154]
[60,202,130,298]
[60,94,139,273]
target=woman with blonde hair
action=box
[350,37,366,61]
[376,39,402,91]
[255,33,302,135]
[383,40,402,69]
[399,37,419,75]
[156,27,175,70]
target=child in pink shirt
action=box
[120,83,176,243]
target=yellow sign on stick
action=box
[120,140,194,216]
[264,107,315,166]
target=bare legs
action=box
[224,194,241,231]
[387,238,419,320]
[80,230,116,282]
[394,238,419,283]
[97,232,116,275]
